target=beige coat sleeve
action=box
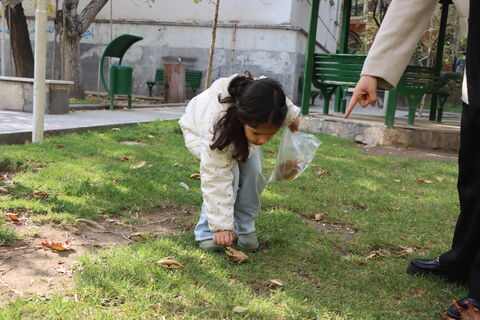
[361,0,438,89]
[200,141,236,232]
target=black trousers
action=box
[439,103,480,299]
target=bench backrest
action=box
[313,53,367,87]
[154,69,164,84]
[398,65,439,94]
[185,70,202,88]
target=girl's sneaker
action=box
[237,232,259,251]
[199,239,224,252]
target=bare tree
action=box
[54,0,108,98]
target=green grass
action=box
[0,120,464,319]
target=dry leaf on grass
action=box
[436,176,445,182]
[55,144,64,149]
[440,300,480,320]
[40,239,72,251]
[0,186,9,193]
[189,174,201,180]
[128,232,157,240]
[112,179,124,184]
[34,190,49,199]
[315,168,330,176]
[5,214,20,222]
[269,279,284,287]
[111,127,121,131]
[366,251,385,259]
[225,247,248,264]
[120,156,130,161]
[314,213,326,221]
[155,256,184,269]
[173,163,183,168]
[147,134,155,138]
[397,246,415,257]
[232,306,248,313]
[416,178,433,184]
[267,150,276,157]
[393,179,401,183]
[130,161,147,169]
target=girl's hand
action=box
[343,75,378,119]
[213,230,233,246]
[289,117,300,132]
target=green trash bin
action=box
[110,65,133,96]
[100,34,143,109]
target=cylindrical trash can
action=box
[109,65,133,95]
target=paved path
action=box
[0,106,186,144]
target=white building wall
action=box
[5,0,341,102]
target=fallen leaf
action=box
[315,168,330,176]
[34,190,50,199]
[130,161,147,169]
[40,239,72,251]
[314,213,326,221]
[128,232,157,240]
[173,163,183,168]
[225,247,248,264]
[189,173,201,180]
[111,127,121,131]
[366,251,384,259]
[436,176,445,182]
[269,279,284,287]
[112,179,124,184]
[267,150,276,157]
[397,246,415,257]
[5,214,20,222]
[162,184,169,190]
[0,186,9,193]
[120,156,130,161]
[393,179,401,183]
[416,178,432,184]
[147,134,155,138]
[232,306,248,313]
[55,144,64,149]
[195,159,201,163]
[155,256,184,269]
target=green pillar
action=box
[429,0,450,121]
[335,0,352,113]
[301,0,320,115]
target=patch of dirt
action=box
[300,215,358,241]
[0,209,191,306]
[359,145,458,163]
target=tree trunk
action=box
[5,2,34,78]
[61,32,84,98]
[57,0,108,98]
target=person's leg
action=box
[439,104,480,283]
[233,150,266,248]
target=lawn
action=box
[0,120,464,319]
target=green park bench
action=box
[311,53,449,127]
[146,68,202,97]
[185,70,202,96]
[312,53,367,115]
[387,65,450,126]
[146,68,164,97]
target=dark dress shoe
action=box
[446,297,480,319]
[407,257,449,277]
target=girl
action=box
[179,72,300,251]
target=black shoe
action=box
[446,297,480,319]
[407,257,449,277]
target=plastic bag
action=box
[268,129,321,182]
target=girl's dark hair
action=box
[210,72,288,162]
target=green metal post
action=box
[385,88,398,127]
[335,0,352,112]
[429,0,450,121]
[301,0,320,115]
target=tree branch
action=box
[79,0,108,34]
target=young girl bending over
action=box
[179,72,300,251]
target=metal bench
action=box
[146,68,164,97]
[185,70,202,96]
[312,53,366,114]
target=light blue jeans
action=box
[194,151,266,241]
